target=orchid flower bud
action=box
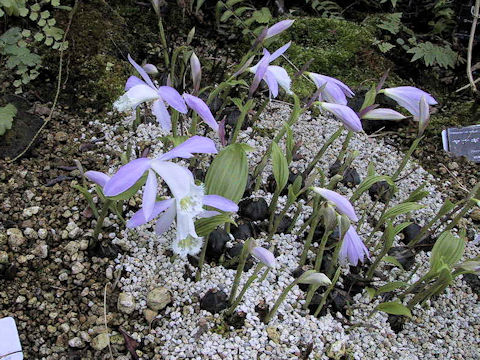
[417,95,430,137]
[190,52,201,93]
[311,187,359,222]
[250,246,276,268]
[265,19,295,39]
[338,214,351,237]
[298,270,331,286]
[142,63,159,75]
[457,258,480,274]
[362,108,406,121]
[322,204,338,232]
[85,171,110,188]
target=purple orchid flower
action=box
[380,86,437,119]
[249,43,292,98]
[312,187,358,222]
[265,19,295,39]
[339,225,370,266]
[307,72,354,105]
[113,55,188,132]
[319,102,363,132]
[103,136,218,222]
[251,246,276,268]
[127,165,238,257]
[361,108,406,120]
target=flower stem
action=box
[299,205,322,267]
[229,239,252,305]
[313,266,341,317]
[303,127,343,179]
[264,277,301,323]
[158,18,170,68]
[195,235,209,282]
[225,263,265,316]
[90,199,112,249]
[286,202,303,234]
[392,137,422,181]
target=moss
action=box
[269,16,393,99]
[77,54,129,109]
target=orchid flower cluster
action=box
[76,16,480,324]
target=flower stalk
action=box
[229,239,253,304]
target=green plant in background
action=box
[216,0,272,35]
[304,0,343,19]
[0,103,17,135]
[0,0,70,94]
[372,1,461,69]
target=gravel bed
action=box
[90,102,480,359]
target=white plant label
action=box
[0,317,23,360]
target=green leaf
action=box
[366,287,376,300]
[205,143,248,203]
[437,199,455,218]
[375,301,412,318]
[51,0,60,6]
[106,174,147,201]
[360,85,377,111]
[220,9,233,22]
[404,183,429,203]
[382,256,404,270]
[34,32,44,42]
[375,281,409,295]
[430,231,465,274]
[381,202,424,222]
[350,175,395,203]
[271,142,289,191]
[0,103,17,135]
[195,214,236,237]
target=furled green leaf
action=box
[360,85,377,111]
[375,281,409,295]
[381,202,424,222]
[271,142,289,191]
[382,256,404,270]
[205,143,248,203]
[0,103,17,135]
[375,301,412,318]
[430,231,465,274]
[195,214,235,237]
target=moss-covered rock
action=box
[269,16,394,99]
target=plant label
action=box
[0,317,23,360]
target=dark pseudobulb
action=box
[200,288,228,314]
[400,223,435,252]
[387,246,416,270]
[266,171,305,196]
[225,310,247,329]
[238,198,269,221]
[205,229,229,262]
[231,222,257,240]
[224,242,254,271]
[329,161,361,188]
[255,300,270,322]
[369,181,394,203]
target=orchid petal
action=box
[269,41,291,62]
[382,86,437,118]
[319,102,363,132]
[158,86,188,113]
[158,135,217,161]
[190,52,201,92]
[265,20,295,39]
[183,94,219,132]
[125,76,145,91]
[143,169,158,221]
[267,65,292,94]
[127,54,156,89]
[103,158,151,197]
[264,69,279,98]
[172,234,203,257]
[340,226,369,266]
[152,99,172,131]
[127,198,175,228]
[176,211,198,240]
[202,195,238,212]
[155,203,176,235]
[113,84,159,112]
[85,171,110,188]
[198,210,221,218]
[150,160,193,199]
[249,50,270,96]
[312,187,358,222]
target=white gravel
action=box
[85,102,479,359]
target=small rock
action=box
[22,206,41,218]
[38,228,48,240]
[0,251,9,264]
[71,262,84,274]
[24,228,38,240]
[7,228,25,249]
[266,326,280,344]
[68,337,85,348]
[144,309,158,323]
[55,131,68,142]
[117,292,136,314]
[32,241,48,258]
[447,161,459,170]
[91,333,109,351]
[147,287,172,311]
[65,241,80,255]
[470,209,480,223]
